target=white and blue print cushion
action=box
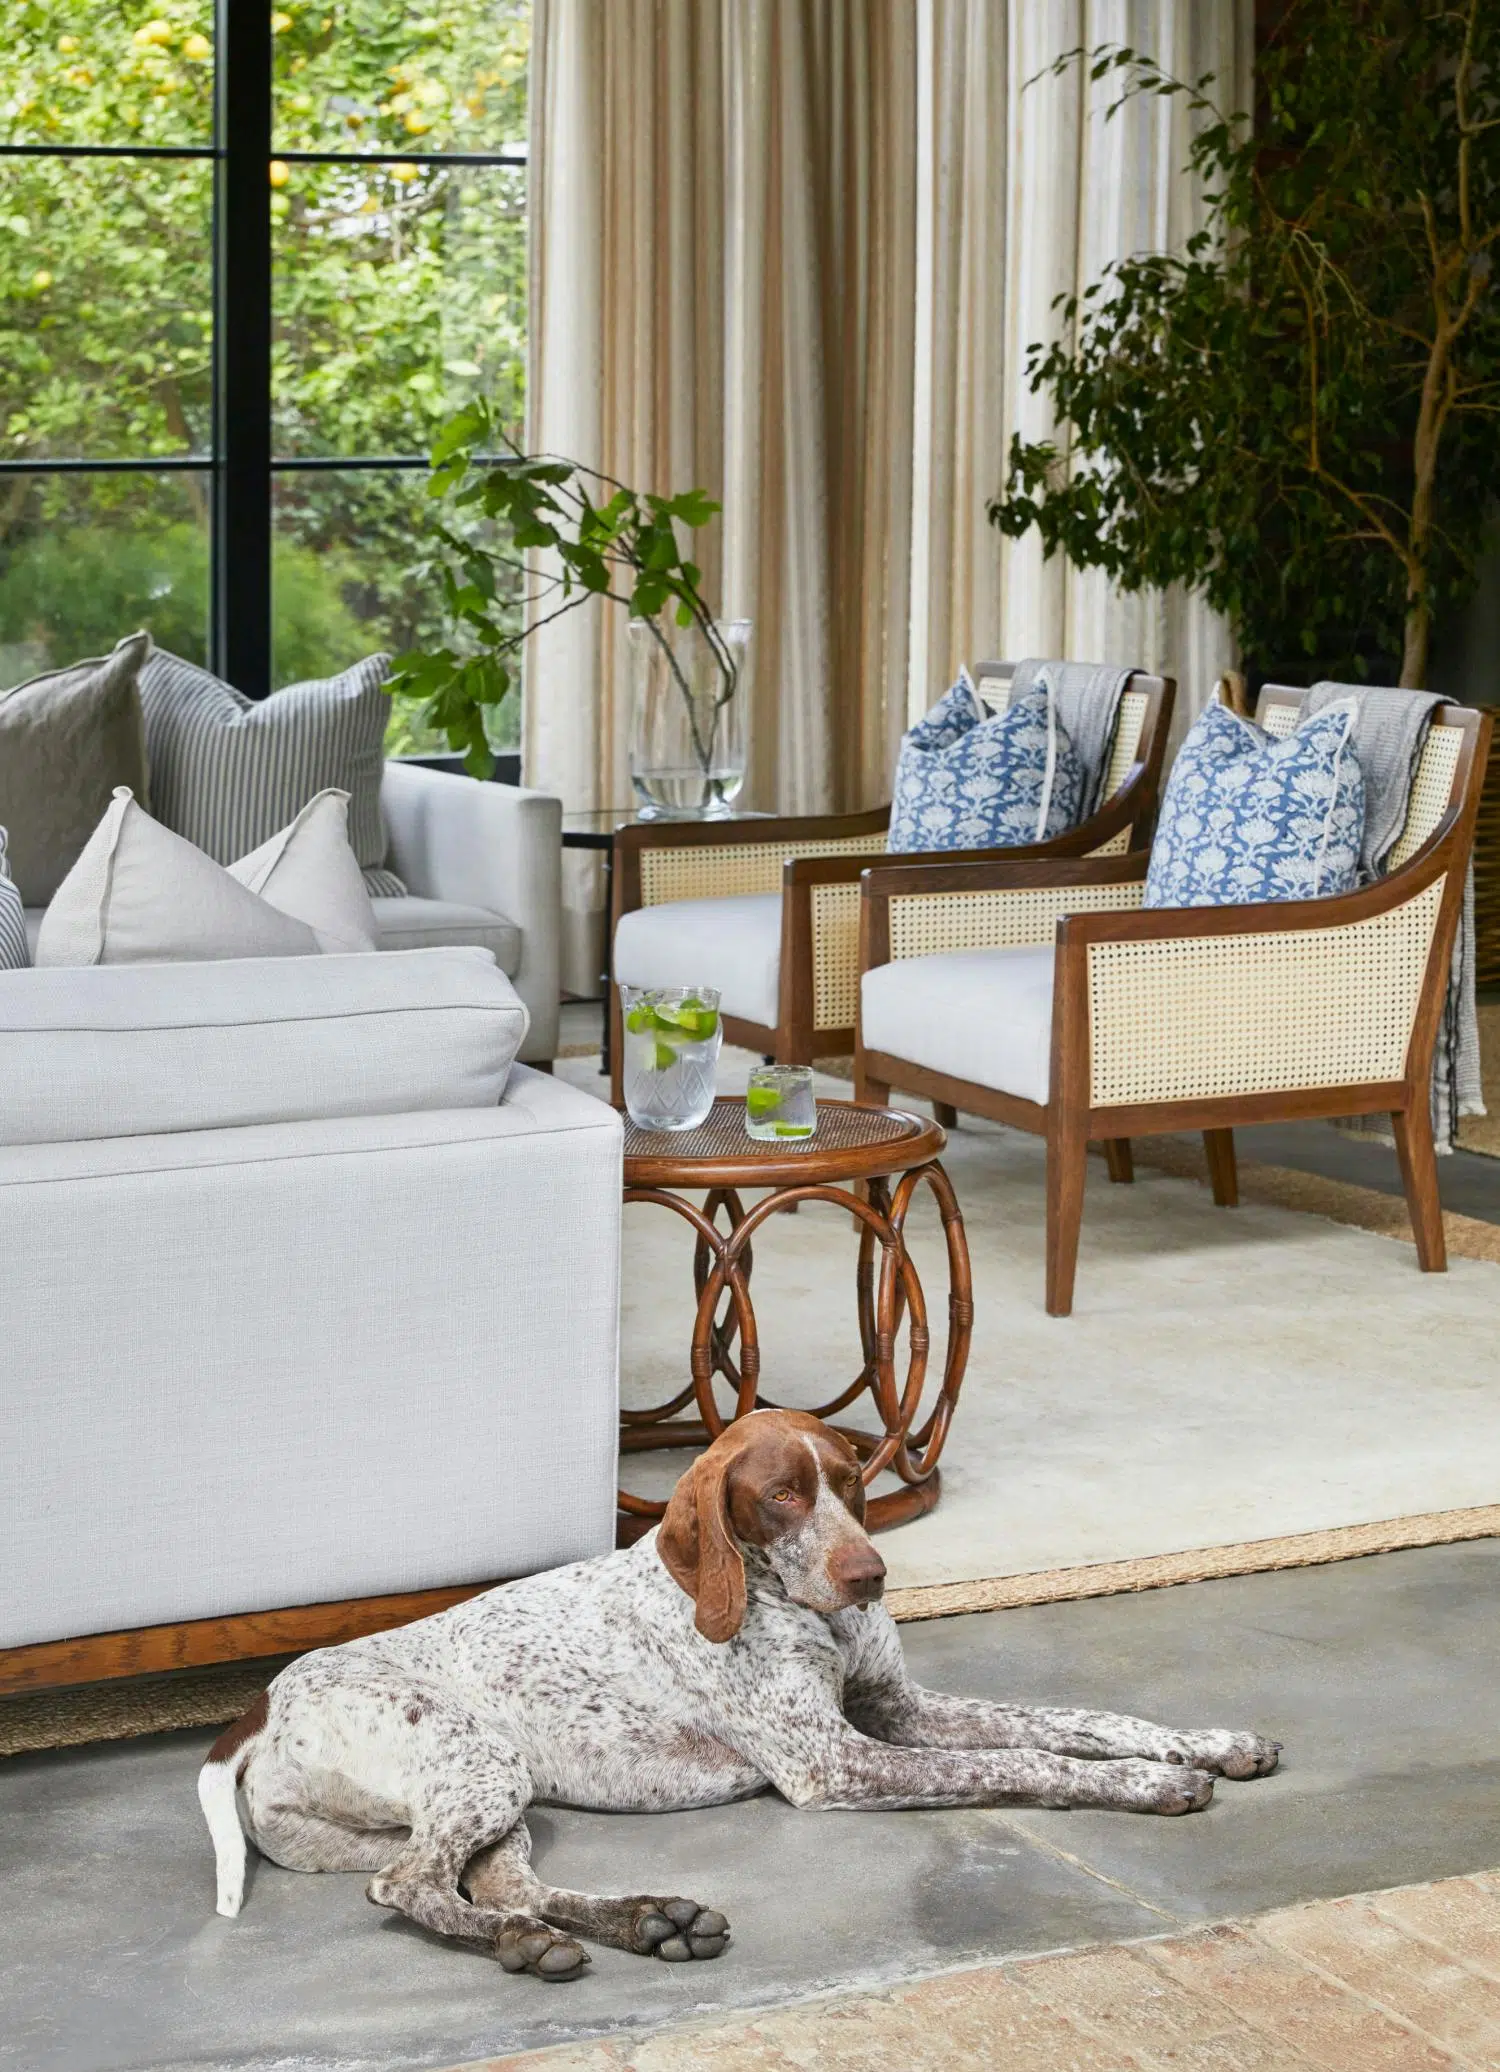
[1144,699,1365,909]
[888,667,1085,852]
[0,827,30,970]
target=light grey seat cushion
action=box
[371,893,522,975]
[0,631,151,903]
[137,645,391,868]
[860,945,1056,1105]
[614,893,782,1028]
[0,945,528,1145]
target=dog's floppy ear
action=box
[657,1445,747,1643]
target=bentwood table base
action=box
[619,1100,973,1536]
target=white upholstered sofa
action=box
[0,947,620,1684]
[19,759,564,1068]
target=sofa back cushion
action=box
[888,668,1085,853]
[1144,699,1364,909]
[0,946,528,1145]
[0,632,152,903]
[0,830,27,972]
[137,645,391,869]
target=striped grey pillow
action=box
[137,648,392,869]
[0,828,29,971]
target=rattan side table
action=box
[619,1098,973,1536]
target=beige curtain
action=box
[527,0,1250,990]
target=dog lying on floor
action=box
[199,1409,1280,1979]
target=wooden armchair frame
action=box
[854,697,1492,1316]
[609,667,1175,1102]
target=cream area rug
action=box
[560,1052,1500,1600]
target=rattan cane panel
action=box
[1089,828,1134,857]
[640,832,888,907]
[1262,701,1299,739]
[1389,724,1463,869]
[1100,690,1148,799]
[889,880,1145,962]
[811,879,862,1029]
[1086,879,1444,1107]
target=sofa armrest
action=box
[382,761,561,1062]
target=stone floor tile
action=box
[1254,1896,1500,2062]
[1370,1875,1500,1980]
[1009,1941,1303,2071]
[1143,1925,1461,2072]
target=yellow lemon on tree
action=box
[390,162,418,182]
[32,269,53,291]
[268,159,290,188]
[55,34,79,52]
[182,33,211,59]
[270,11,293,32]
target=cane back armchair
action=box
[609,664,1174,1103]
[854,691,1492,1317]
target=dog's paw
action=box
[629,1896,731,1962]
[495,1918,591,1981]
[1106,1758,1216,1815]
[1163,1730,1281,1781]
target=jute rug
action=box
[8,1046,1498,1763]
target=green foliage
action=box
[990,1,1500,688]
[0,0,528,730]
[387,397,731,776]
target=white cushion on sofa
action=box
[0,945,528,1145]
[372,893,521,974]
[614,893,781,1027]
[860,945,1056,1105]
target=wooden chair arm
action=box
[861,851,1150,903]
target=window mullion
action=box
[213,0,273,697]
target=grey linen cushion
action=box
[0,830,28,971]
[0,631,151,903]
[0,946,528,1145]
[137,645,392,869]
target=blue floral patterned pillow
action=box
[888,668,1085,853]
[1144,699,1364,909]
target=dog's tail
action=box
[197,1691,269,1918]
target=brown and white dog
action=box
[199,1409,1279,1979]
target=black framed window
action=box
[1,0,527,741]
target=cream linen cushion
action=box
[36,788,376,967]
[614,893,782,1027]
[860,946,1056,1105]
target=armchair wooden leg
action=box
[1393,1105,1446,1271]
[608,987,625,1108]
[933,1101,959,1130]
[1203,1129,1238,1207]
[1045,1117,1088,1318]
[1102,1138,1134,1184]
[854,1061,890,1108]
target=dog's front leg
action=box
[859,1686,1280,1781]
[756,1722,1215,1816]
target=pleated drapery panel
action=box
[527,0,1251,993]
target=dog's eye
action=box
[770,1488,796,1504]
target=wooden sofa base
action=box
[0,1582,497,1696]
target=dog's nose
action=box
[829,1542,887,1602]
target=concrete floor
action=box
[5,1540,1500,2072]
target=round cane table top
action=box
[622,1097,946,1189]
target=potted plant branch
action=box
[990,0,1500,688]
[386,397,744,798]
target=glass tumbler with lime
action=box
[745,1064,816,1142]
[620,986,722,1130]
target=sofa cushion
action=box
[861,946,1055,1105]
[0,831,28,972]
[888,668,1085,853]
[138,644,391,868]
[614,893,781,1028]
[0,946,527,1145]
[372,893,521,975]
[1145,699,1365,909]
[35,788,378,966]
[0,631,151,903]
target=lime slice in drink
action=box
[774,1122,813,1138]
[652,999,719,1041]
[746,1086,782,1120]
[652,1040,679,1071]
[625,1003,652,1034]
